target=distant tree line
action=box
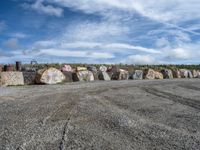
[20,63,200,71]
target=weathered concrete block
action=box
[0,72,24,86]
[92,72,99,80]
[144,69,163,80]
[98,71,110,81]
[161,69,173,79]
[35,67,65,84]
[108,66,120,73]
[61,65,72,72]
[172,70,181,78]
[192,70,200,78]
[107,72,114,79]
[72,70,94,82]
[0,65,2,72]
[154,71,164,79]
[76,67,87,71]
[130,70,143,80]
[62,71,73,82]
[111,69,129,80]
[119,69,129,80]
[23,72,36,85]
[180,69,193,78]
[99,65,107,72]
[87,66,97,72]
[144,69,155,80]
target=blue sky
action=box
[0,0,200,64]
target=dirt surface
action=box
[0,79,200,150]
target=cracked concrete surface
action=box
[0,79,200,150]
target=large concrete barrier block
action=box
[130,70,143,80]
[192,70,200,78]
[161,69,173,79]
[144,69,155,80]
[61,65,72,72]
[180,69,193,78]
[23,72,36,85]
[87,66,97,72]
[98,71,110,81]
[35,67,65,84]
[154,71,164,79]
[0,65,3,72]
[0,72,24,86]
[172,70,181,78]
[62,71,73,82]
[73,70,94,82]
[76,67,87,71]
[111,69,129,80]
[144,69,163,80]
[99,65,107,72]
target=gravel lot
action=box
[0,79,200,150]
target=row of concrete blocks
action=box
[0,68,199,86]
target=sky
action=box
[0,0,200,64]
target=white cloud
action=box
[10,32,28,38]
[23,0,63,17]
[62,21,129,42]
[60,42,160,54]
[33,40,57,48]
[165,48,191,60]
[60,42,101,49]
[45,0,200,37]
[126,54,156,64]
[3,38,20,49]
[148,29,191,44]
[104,43,161,54]
[41,0,200,64]
[5,0,198,64]
[0,49,8,58]
[164,43,200,60]
[0,21,6,33]
[186,23,200,31]
[47,0,200,23]
[155,37,170,48]
[36,48,115,59]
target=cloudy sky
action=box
[0,0,200,64]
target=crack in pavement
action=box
[59,117,71,150]
[58,99,79,150]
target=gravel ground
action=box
[0,79,200,150]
